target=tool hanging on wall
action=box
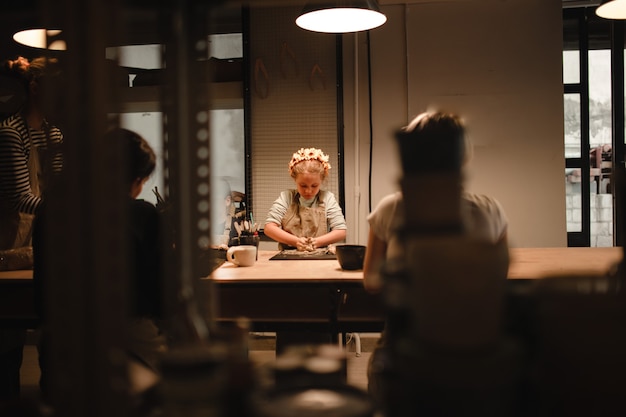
[308,63,326,91]
[254,57,270,99]
[280,41,299,79]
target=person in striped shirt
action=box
[0,55,63,403]
[0,56,63,252]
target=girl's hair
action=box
[104,128,156,187]
[290,159,328,181]
[288,147,331,180]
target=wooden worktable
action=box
[506,247,623,279]
[209,247,624,333]
[3,247,620,283]
[211,250,363,283]
[1,247,623,330]
[211,247,624,282]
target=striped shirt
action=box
[0,114,63,214]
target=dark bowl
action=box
[335,244,366,270]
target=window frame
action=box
[563,7,626,247]
[564,8,592,247]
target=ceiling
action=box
[562,0,600,7]
[0,0,605,61]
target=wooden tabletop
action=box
[507,247,622,279]
[211,247,624,283]
[1,246,623,282]
[0,247,623,329]
[0,269,34,280]
[211,250,363,283]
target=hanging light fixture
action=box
[13,29,66,51]
[296,0,387,33]
[596,0,626,19]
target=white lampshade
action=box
[13,29,66,51]
[596,0,626,19]
[296,0,387,33]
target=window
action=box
[209,32,245,246]
[246,6,343,234]
[107,11,247,246]
[563,8,615,247]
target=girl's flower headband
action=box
[288,148,331,173]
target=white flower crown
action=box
[288,148,331,173]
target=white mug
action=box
[226,245,257,267]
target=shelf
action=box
[113,81,243,113]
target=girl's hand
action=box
[296,236,316,251]
[295,236,309,251]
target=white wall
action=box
[343,0,567,248]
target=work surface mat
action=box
[269,249,337,260]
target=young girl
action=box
[264,147,347,250]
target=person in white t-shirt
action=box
[363,111,508,293]
[362,110,509,404]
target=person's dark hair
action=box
[0,56,63,120]
[396,110,469,174]
[0,56,61,90]
[104,128,156,187]
[27,57,62,84]
[1,56,29,85]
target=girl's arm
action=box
[312,229,346,248]
[264,191,300,246]
[312,190,346,247]
[265,223,345,250]
[264,222,305,248]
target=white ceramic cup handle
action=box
[227,247,240,265]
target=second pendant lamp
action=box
[295,0,387,33]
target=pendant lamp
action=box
[13,29,66,50]
[296,0,387,33]
[597,0,626,19]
